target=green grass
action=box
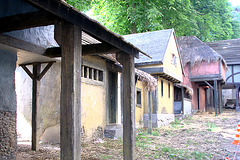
[207,121,217,131]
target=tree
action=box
[66,0,238,42]
[91,0,235,42]
[231,6,240,39]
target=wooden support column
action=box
[218,83,222,114]
[236,86,239,112]
[214,80,218,116]
[148,91,152,134]
[181,87,184,114]
[117,51,135,160]
[59,22,82,160]
[32,63,41,151]
[21,62,54,151]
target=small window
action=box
[94,69,98,80]
[89,68,93,79]
[161,80,164,97]
[98,70,103,82]
[84,67,88,78]
[171,54,177,66]
[136,89,141,107]
[82,65,104,82]
[168,83,170,98]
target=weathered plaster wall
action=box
[5,25,58,49]
[162,33,183,82]
[221,61,226,81]
[157,77,174,114]
[191,60,219,76]
[16,55,108,143]
[135,81,148,128]
[0,50,17,159]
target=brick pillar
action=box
[0,51,17,159]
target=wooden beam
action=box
[32,63,41,151]
[148,91,152,134]
[44,43,120,57]
[0,34,46,55]
[116,51,135,160]
[26,0,140,57]
[236,86,239,112]
[204,81,214,90]
[38,62,55,80]
[60,21,82,160]
[0,11,57,33]
[214,80,218,116]
[20,62,55,151]
[218,83,222,114]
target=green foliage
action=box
[89,0,236,41]
[207,121,217,131]
[65,0,92,12]
[65,0,240,41]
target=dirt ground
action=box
[16,109,240,159]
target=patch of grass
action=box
[171,119,181,127]
[157,144,210,159]
[135,130,151,148]
[207,121,217,131]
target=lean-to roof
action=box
[207,39,240,65]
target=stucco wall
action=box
[191,60,219,76]
[0,50,17,159]
[157,77,174,114]
[135,81,148,128]
[162,33,183,82]
[16,55,108,143]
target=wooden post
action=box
[117,51,135,160]
[148,91,152,134]
[60,21,82,160]
[218,83,222,114]
[236,86,239,112]
[32,63,41,151]
[21,62,54,151]
[214,80,218,116]
[181,87,184,114]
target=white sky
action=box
[229,0,240,7]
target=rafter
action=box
[44,43,120,57]
[0,11,57,33]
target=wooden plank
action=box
[117,51,135,160]
[181,87,184,114]
[0,34,46,55]
[38,62,55,80]
[148,91,152,134]
[32,63,41,151]
[20,65,34,80]
[236,86,239,112]
[60,21,82,160]
[44,43,120,57]
[0,11,57,33]
[214,80,218,116]
[26,0,140,58]
[218,83,222,114]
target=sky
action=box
[229,0,240,7]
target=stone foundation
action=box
[143,114,175,128]
[0,111,17,160]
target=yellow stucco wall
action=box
[162,33,183,82]
[81,56,107,139]
[135,80,148,128]
[157,77,174,114]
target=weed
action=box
[207,121,217,131]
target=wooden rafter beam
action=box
[44,43,121,57]
[0,11,58,33]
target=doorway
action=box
[108,71,117,124]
